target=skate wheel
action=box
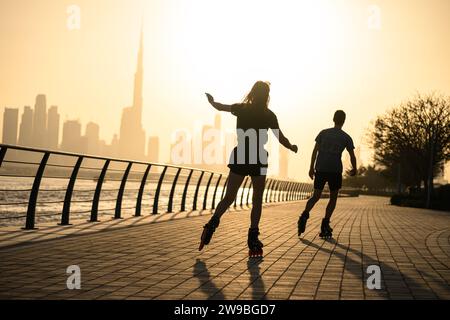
[248,249,263,257]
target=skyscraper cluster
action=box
[2,95,61,151]
[1,26,159,163]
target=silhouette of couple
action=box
[198,81,357,256]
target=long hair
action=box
[243,81,270,109]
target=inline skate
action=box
[248,227,264,257]
[319,218,333,239]
[198,216,220,251]
[297,211,309,236]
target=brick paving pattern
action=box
[0,196,449,300]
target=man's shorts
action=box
[314,171,342,191]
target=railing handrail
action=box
[0,143,315,230]
[0,143,222,175]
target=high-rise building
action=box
[47,106,60,150]
[33,94,47,148]
[18,106,33,146]
[110,134,119,158]
[85,122,100,155]
[61,120,82,153]
[119,26,146,160]
[147,136,160,163]
[2,108,19,145]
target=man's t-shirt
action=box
[315,127,354,173]
[229,103,279,166]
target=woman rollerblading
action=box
[198,81,298,256]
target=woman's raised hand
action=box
[205,93,215,105]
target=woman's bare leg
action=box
[249,175,266,228]
[210,171,245,221]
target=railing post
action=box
[211,174,222,210]
[61,156,84,226]
[136,164,151,216]
[0,146,7,168]
[300,183,305,200]
[246,178,253,206]
[115,162,133,219]
[24,152,50,230]
[286,182,293,201]
[180,169,194,212]
[278,181,285,202]
[264,179,272,204]
[283,182,289,201]
[90,159,110,222]
[192,171,205,211]
[275,181,283,202]
[285,182,290,201]
[291,182,296,201]
[202,172,214,210]
[269,180,277,203]
[153,166,168,214]
[283,182,288,201]
[167,168,182,213]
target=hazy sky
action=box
[1,0,449,180]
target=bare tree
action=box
[371,94,450,206]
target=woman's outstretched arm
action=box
[205,93,233,112]
[272,128,298,153]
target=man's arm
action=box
[347,149,357,176]
[309,143,319,179]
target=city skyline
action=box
[1,0,449,180]
[1,24,160,162]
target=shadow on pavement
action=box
[300,238,447,299]
[193,258,225,300]
[247,257,267,300]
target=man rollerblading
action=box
[297,110,357,239]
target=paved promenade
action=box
[0,196,449,300]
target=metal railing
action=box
[0,144,314,229]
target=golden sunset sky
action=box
[1,0,449,180]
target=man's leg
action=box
[324,173,342,220]
[298,188,323,236]
[325,190,338,220]
[304,188,323,213]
